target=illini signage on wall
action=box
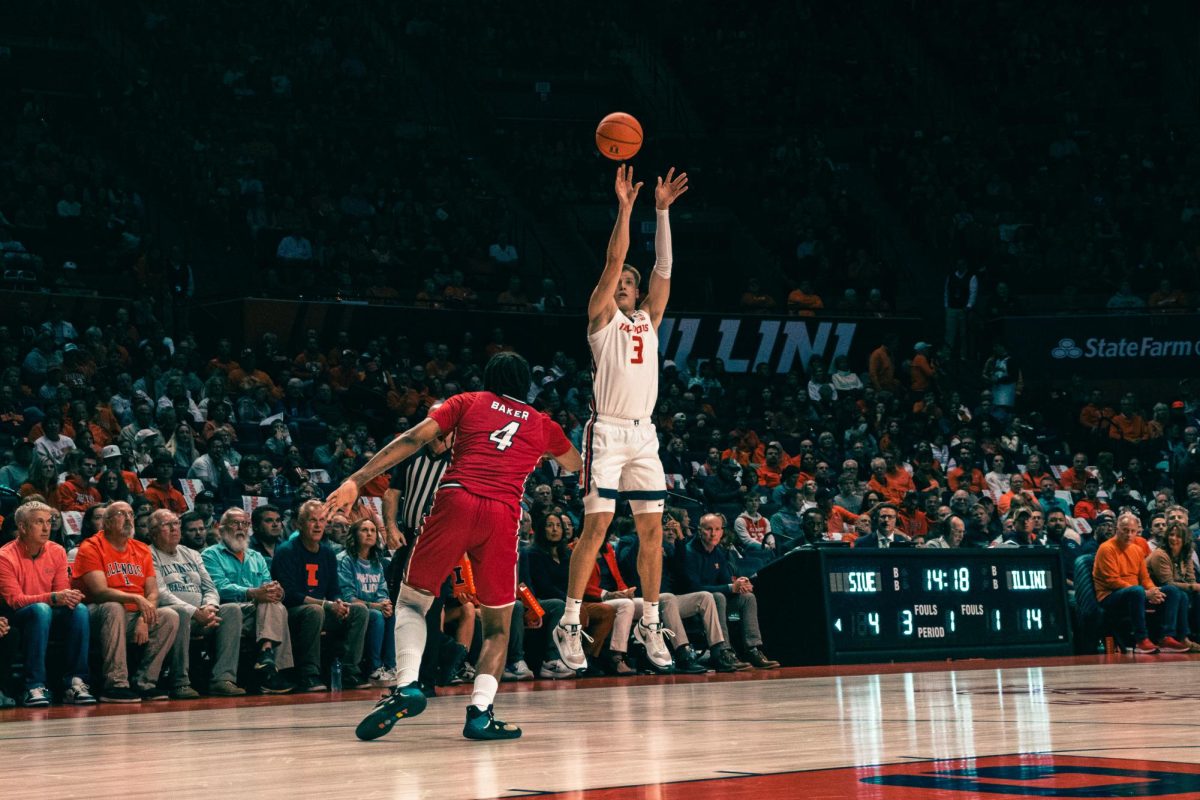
[1008,313,1200,378]
[658,315,912,374]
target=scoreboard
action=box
[755,547,1072,665]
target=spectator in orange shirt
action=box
[909,342,936,393]
[1109,393,1150,444]
[55,451,102,513]
[867,457,906,505]
[868,335,900,392]
[786,280,823,317]
[424,344,457,381]
[1148,278,1187,310]
[756,442,788,489]
[1078,390,1114,434]
[144,455,188,515]
[1058,452,1093,493]
[738,277,776,313]
[74,501,180,702]
[1072,477,1110,521]
[947,446,985,494]
[1093,512,1187,654]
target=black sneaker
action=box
[674,646,708,675]
[418,681,437,698]
[715,647,753,673]
[355,682,428,741]
[260,669,295,695]
[295,675,329,693]
[342,671,373,690]
[463,704,522,740]
[254,646,277,671]
[100,686,142,704]
[139,685,169,701]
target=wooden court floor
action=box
[4,654,1200,800]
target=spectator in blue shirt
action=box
[337,518,394,686]
[271,499,369,692]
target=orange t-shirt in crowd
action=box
[1092,537,1155,602]
[144,481,188,514]
[1108,414,1149,443]
[910,354,935,392]
[786,290,824,317]
[1058,467,1091,493]
[72,534,155,611]
[947,467,985,494]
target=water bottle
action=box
[331,657,343,692]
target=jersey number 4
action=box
[489,421,521,451]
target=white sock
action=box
[643,601,660,626]
[562,597,582,626]
[471,673,498,711]
[394,584,433,686]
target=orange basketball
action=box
[595,112,643,161]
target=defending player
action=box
[554,164,688,672]
[324,352,581,742]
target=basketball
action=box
[595,112,643,161]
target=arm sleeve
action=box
[202,549,249,602]
[653,209,672,277]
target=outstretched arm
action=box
[323,418,442,516]
[641,167,688,329]
[588,165,642,334]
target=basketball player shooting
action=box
[553,164,688,673]
[324,352,581,742]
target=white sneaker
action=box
[538,658,577,680]
[503,660,534,682]
[369,668,390,686]
[633,620,675,671]
[553,623,591,671]
[22,686,50,707]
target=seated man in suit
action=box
[854,504,913,548]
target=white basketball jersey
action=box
[588,309,658,420]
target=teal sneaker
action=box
[355,682,427,741]
[463,704,522,741]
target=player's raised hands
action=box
[655,167,688,210]
[615,164,643,209]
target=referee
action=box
[381,403,454,692]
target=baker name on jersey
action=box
[619,321,650,335]
[490,401,530,420]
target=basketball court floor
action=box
[5,654,1199,799]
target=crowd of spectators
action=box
[0,286,1194,706]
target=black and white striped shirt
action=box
[391,449,452,535]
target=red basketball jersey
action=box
[429,392,571,511]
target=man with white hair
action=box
[200,508,295,694]
[73,501,179,702]
[0,501,94,705]
[150,509,246,698]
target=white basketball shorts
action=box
[581,415,667,515]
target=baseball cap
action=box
[101,445,121,459]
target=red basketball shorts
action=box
[403,486,520,608]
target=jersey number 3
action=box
[489,421,521,451]
[630,334,644,364]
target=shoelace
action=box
[640,620,675,641]
[559,624,594,644]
